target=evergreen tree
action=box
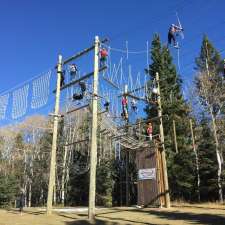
[145,34,196,201]
[197,114,218,201]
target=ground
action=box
[0,203,225,225]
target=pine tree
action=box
[196,114,218,201]
[145,34,196,201]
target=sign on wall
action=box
[138,168,156,180]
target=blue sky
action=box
[0,0,225,124]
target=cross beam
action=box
[53,66,107,93]
[118,85,145,97]
[66,104,89,114]
[102,76,120,89]
[60,38,109,66]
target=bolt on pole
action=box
[88,36,100,222]
[47,55,62,215]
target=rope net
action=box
[0,94,9,119]
[12,84,29,119]
[31,70,51,109]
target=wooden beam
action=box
[126,93,148,102]
[61,38,109,66]
[53,66,107,93]
[66,104,89,114]
[65,138,89,146]
[118,85,145,97]
[102,76,120,89]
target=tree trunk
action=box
[189,119,200,202]
[61,145,68,205]
[210,107,223,203]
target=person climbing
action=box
[72,82,86,101]
[121,96,128,121]
[69,64,78,78]
[167,24,183,48]
[60,71,65,87]
[104,99,110,111]
[79,81,86,94]
[131,99,137,113]
[152,85,158,103]
[146,122,153,141]
[99,48,108,67]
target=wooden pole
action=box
[88,36,100,222]
[47,55,62,215]
[172,120,178,153]
[156,72,170,208]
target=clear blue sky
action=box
[0,0,225,123]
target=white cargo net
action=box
[31,70,51,109]
[12,84,29,119]
[0,94,9,119]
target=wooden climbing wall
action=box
[136,146,165,206]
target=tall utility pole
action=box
[88,36,100,222]
[156,72,170,208]
[47,55,62,215]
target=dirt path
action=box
[0,204,225,225]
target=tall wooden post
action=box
[156,72,170,208]
[47,55,62,215]
[88,36,100,222]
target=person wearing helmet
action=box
[147,122,153,141]
[99,48,108,67]
[69,64,78,78]
[121,96,129,121]
[167,24,183,48]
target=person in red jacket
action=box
[99,48,108,67]
[147,122,153,141]
[121,96,128,121]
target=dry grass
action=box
[0,203,225,225]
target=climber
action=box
[72,82,86,101]
[152,85,158,103]
[99,48,108,67]
[167,24,183,48]
[69,64,78,77]
[60,70,65,87]
[146,122,153,141]
[121,96,129,121]
[131,99,137,113]
[104,99,110,111]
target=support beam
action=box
[102,76,120,89]
[66,104,89,114]
[62,38,109,65]
[88,36,99,223]
[118,85,145,97]
[53,66,107,93]
[126,93,148,102]
[47,55,62,215]
[64,138,89,146]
